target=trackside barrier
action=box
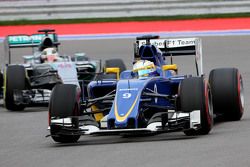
[0,0,250,21]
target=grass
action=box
[1,13,250,26]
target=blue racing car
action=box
[47,35,244,143]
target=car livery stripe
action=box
[114,94,140,122]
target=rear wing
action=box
[134,37,203,76]
[4,30,59,64]
[5,33,58,48]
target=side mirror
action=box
[162,64,178,71]
[105,67,120,79]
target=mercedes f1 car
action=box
[47,35,244,143]
[2,29,102,111]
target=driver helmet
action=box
[40,48,60,63]
[133,60,156,78]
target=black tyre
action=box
[209,68,244,121]
[179,77,213,135]
[4,65,26,111]
[49,84,81,143]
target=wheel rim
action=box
[239,75,244,111]
[205,83,213,127]
[207,88,213,125]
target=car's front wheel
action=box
[49,84,81,143]
[4,65,26,111]
[179,77,213,136]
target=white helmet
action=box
[40,48,60,63]
[133,60,156,78]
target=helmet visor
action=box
[138,69,154,77]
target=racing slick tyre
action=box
[49,84,81,143]
[179,77,213,136]
[4,65,26,111]
[209,68,244,121]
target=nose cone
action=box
[108,79,146,128]
[114,93,140,128]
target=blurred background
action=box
[0,0,250,21]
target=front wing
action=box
[48,110,201,137]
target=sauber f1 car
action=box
[47,35,244,143]
[2,29,101,111]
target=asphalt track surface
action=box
[0,36,250,167]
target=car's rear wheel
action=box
[49,84,81,143]
[209,68,244,121]
[179,77,213,135]
[4,65,26,111]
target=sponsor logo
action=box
[122,93,132,99]
[139,39,165,48]
[8,34,55,45]
[119,88,138,91]
[140,40,165,48]
[138,38,196,48]
[166,38,196,48]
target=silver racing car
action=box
[2,29,101,111]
